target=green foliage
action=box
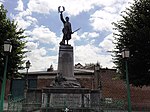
[113,0,150,87]
[0,5,28,80]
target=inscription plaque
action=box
[50,93,81,107]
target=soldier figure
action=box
[58,6,72,45]
[60,12,72,45]
[58,6,80,45]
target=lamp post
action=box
[24,60,31,99]
[95,64,100,89]
[121,49,132,112]
[0,40,12,111]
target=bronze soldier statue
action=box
[58,6,80,45]
[58,6,72,45]
[60,11,72,45]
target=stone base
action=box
[42,88,91,108]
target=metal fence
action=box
[7,97,123,112]
[7,94,150,112]
[7,95,24,112]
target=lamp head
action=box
[26,60,31,69]
[4,39,12,53]
[121,48,130,58]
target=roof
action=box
[22,69,94,76]
[21,68,116,76]
[74,69,94,74]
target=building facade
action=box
[3,65,150,109]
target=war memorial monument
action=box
[25,6,100,112]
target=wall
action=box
[0,80,11,100]
[100,69,150,109]
[4,68,150,109]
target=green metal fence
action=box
[7,95,150,112]
[7,97,125,112]
[7,95,25,112]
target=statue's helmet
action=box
[65,16,69,21]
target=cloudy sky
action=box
[2,0,133,72]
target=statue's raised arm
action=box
[60,12,65,24]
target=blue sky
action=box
[2,0,133,71]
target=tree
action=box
[0,5,27,82]
[113,0,150,87]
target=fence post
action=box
[7,94,12,111]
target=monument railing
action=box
[7,94,25,112]
[7,93,150,112]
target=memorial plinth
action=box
[58,45,74,80]
[51,45,80,87]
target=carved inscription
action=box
[50,94,81,107]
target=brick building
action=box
[3,64,150,109]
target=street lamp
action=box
[24,60,31,99]
[121,48,132,112]
[0,40,12,111]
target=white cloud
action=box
[27,0,123,16]
[26,41,39,50]
[26,16,37,23]
[27,0,133,16]
[90,7,119,31]
[15,0,24,11]
[15,18,31,29]
[81,32,99,39]
[95,0,116,7]
[11,2,35,29]
[18,9,32,17]
[23,41,56,71]
[27,0,51,14]
[62,31,100,46]
[26,47,57,71]
[88,32,99,38]
[22,41,58,71]
[103,6,118,13]
[0,0,4,4]
[99,33,115,52]
[75,44,115,68]
[30,25,58,44]
[11,9,36,29]
[89,0,134,31]
[72,32,81,41]
[27,0,95,15]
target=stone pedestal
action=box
[51,45,80,87]
[58,45,74,80]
